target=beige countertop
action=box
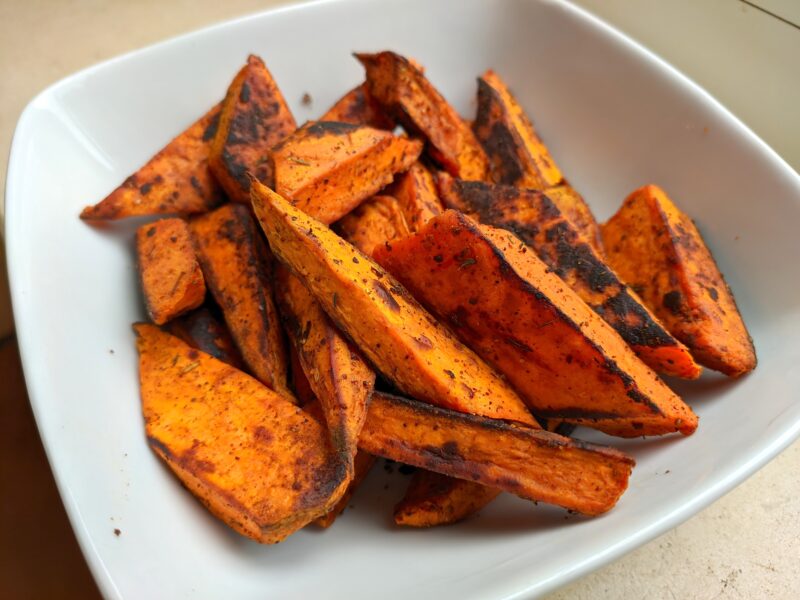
[1,1,798,598]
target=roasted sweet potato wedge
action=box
[361,393,634,516]
[136,218,205,324]
[135,323,349,544]
[357,51,488,181]
[315,451,377,528]
[336,195,411,256]
[395,471,499,527]
[190,204,288,393]
[385,162,443,232]
[209,55,297,203]
[276,268,376,468]
[374,210,698,437]
[166,305,244,369]
[543,185,604,255]
[473,70,563,189]
[250,181,536,425]
[80,105,225,220]
[437,175,701,379]
[321,83,395,129]
[602,185,756,376]
[270,121,422,224]
[288,342,316,407]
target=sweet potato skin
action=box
[437,175,701,380]
[321,83,395,129]
[473,70,563,189]
[166,305,244,369]
[315,451,376,528]
[250,181,536,426]
[385,162,443,232]
[209,55,297,203]
[602,185,756,376]
[190,204,288,393]
[271,121,422,224]
[80,105,225,220]
[395,471,499,527]
[336,195,411,256]
[544,185,604,255]
[374,210,698,437]
[276,268,376,468]
[135,323,349,543]
[357,51,488,181]
[361,392,634,516]
[136,218,206,324]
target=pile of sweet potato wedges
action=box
[81,51,756,542]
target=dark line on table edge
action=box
[738,0,800,31]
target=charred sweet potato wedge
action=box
[80,105,225,220]
[209,55,297,203]
[602,185,756,376]
[136,218,206,324]
[276,268,376,469]
[374,210,698,437]
[473,70,563,189]
[190,204,288,393]
[437,175,701,379]
[544,185,604,255]
[166,305,244,369]
[361,393,634,516]
[251,181,536,425]
[336,195,411,256]
[395,472,499,527]
[271,121,422,224]
[135,323,349,543]
[357,51,488,181]
[321,83,395,129]
[316,451,376,528]
[385,162,443,232]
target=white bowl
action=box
[6,0,800,598]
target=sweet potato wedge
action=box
[361,393,634,516]
[374,210,698,437]
[395,471,499,527]
[602,185,756,376]
[135,323,349,544]
[136,218,206,324]
[165,305,244,369]
[335,195,411,256]
[190,204,288,393]
[315,451,377,528]
[321,83,395,129]
[543,185,604,255]
[288,342,316,407]
[385,162,443,232]
[270,121,422,224]
[80,105,225,220]
[473,70,563,189]
[437,175,701,379]
[357,51,488,181]
[209,55,297,203]
[276,268,376,468]
[250,181,536,425]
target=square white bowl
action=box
[6,0,800,598]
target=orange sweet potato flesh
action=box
[602,185,756,377]
[136,218,206,325]
[361,392,634,516]
[395,471,499,527]
[80,105,225,220]
[357,51,488,181]
[336,195,411,256]
[135,323,349,544]
[473,70,563,189]
[270,121,422,224]
[544,185,604,256]
[276,268,376,470]
[374,210,698,437]
[250,181,536,426]
[437,175,701,380]
[166,305,245,370]
[316,451,377,528]
[321,83,395,129]
[190,204,288,393]
[209,55,297,203]
[385,162,443,232]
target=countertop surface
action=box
[1,1,798,598]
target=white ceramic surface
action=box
[6,0,800,598]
